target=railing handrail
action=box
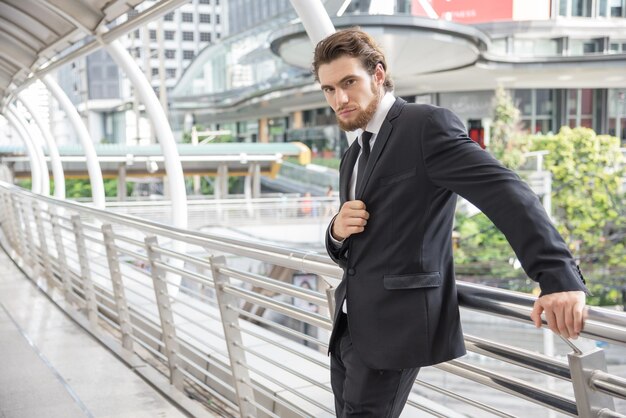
[2,181,626,418]
[2,181,624,346]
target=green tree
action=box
[530,127,625,272]
[490,86,527,168]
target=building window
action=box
[151,68,159,76]
[166,68,177,79]
[200,32,211,42]
[127,9,139,19]
[149,29,157,41]
[514,89,556,134]
[164,30,175,40]
[567,89,595,128]
[608,89,626,144]
[513,39,559,56]
[609,40,626,52]
[182,12,193,22]
[216,14,220,24]
[217,32,221,39]
[164,49,176,59]
[558,0,593,16]
[199,0,210,3]
[183,50,195,60]
[569,38,602,54]
[200,13,211,23]
[164,12,174,21]
[599,0,626,16]
[182,31,194,41]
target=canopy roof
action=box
[0,0,187,111]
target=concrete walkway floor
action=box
[0,249,197,418]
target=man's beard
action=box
[336,85,380,132]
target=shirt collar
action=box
[354,92,395,146]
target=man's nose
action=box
[335,89,348,108]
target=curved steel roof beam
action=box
[40,0,105,33]
[0,16,45,51]
[0,32,38,69]
[42,74,105,208]
[18,91,65,199]
[8,105,50,196]
[4,108,43,194]
[0,2,63,41]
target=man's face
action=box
[318,55,384,131]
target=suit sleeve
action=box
[421,107,588,296]
[326,215,348,269]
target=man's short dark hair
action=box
[312,27,394,92]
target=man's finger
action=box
[544,308,558,335]
[530,301,543,328]
[346,200,366,210]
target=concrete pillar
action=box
[293,111,304,129]
[258,118,269,143]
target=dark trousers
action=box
[330,314,420,417]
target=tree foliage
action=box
[490,86,528,168]
[454,94,625,306]
[529,127,625,272]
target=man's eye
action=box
[323,87,334,93]
[345,79,355,86]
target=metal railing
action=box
[0,181,624,418]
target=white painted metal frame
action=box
[17,91,66,198]
[42,75,105,207]
[4,108,43,194]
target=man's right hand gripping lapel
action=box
[331,200,370,241]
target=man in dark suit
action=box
[313,28,589,417]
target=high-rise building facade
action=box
[55,0,226,145]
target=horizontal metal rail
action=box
[1,181,625,418]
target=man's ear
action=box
[374,62,386,86]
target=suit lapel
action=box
[340,142,360,204]
[355,97,406,199]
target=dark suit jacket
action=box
[325,98,588,370]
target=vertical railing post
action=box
[144,235,183,389]
[102,224,134,351]
[568,346,616,417]
[1,192,17,250]
[17,199,37,268]
[10,195,26,258]
[71,214,99,328]
[210,256,257,417]
[50,209,74,302]
[32,200,54,288]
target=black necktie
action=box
[356,131,373,193]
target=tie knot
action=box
[361,131,373,154]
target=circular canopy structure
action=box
[270,14,491,78]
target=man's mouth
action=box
[338,108,355,117]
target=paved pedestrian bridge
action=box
[1,182,625,417]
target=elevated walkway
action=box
[0,249,208,418]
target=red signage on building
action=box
[412,0,514,23]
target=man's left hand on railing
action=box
[530,291,587,339]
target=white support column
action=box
[5,109,42,194]
[289,0,336,46]
[9,106,50,196]
[42,74,106,208]
[18,93,66,199]
[100,27,188,230]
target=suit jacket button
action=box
[348,268,355,275]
